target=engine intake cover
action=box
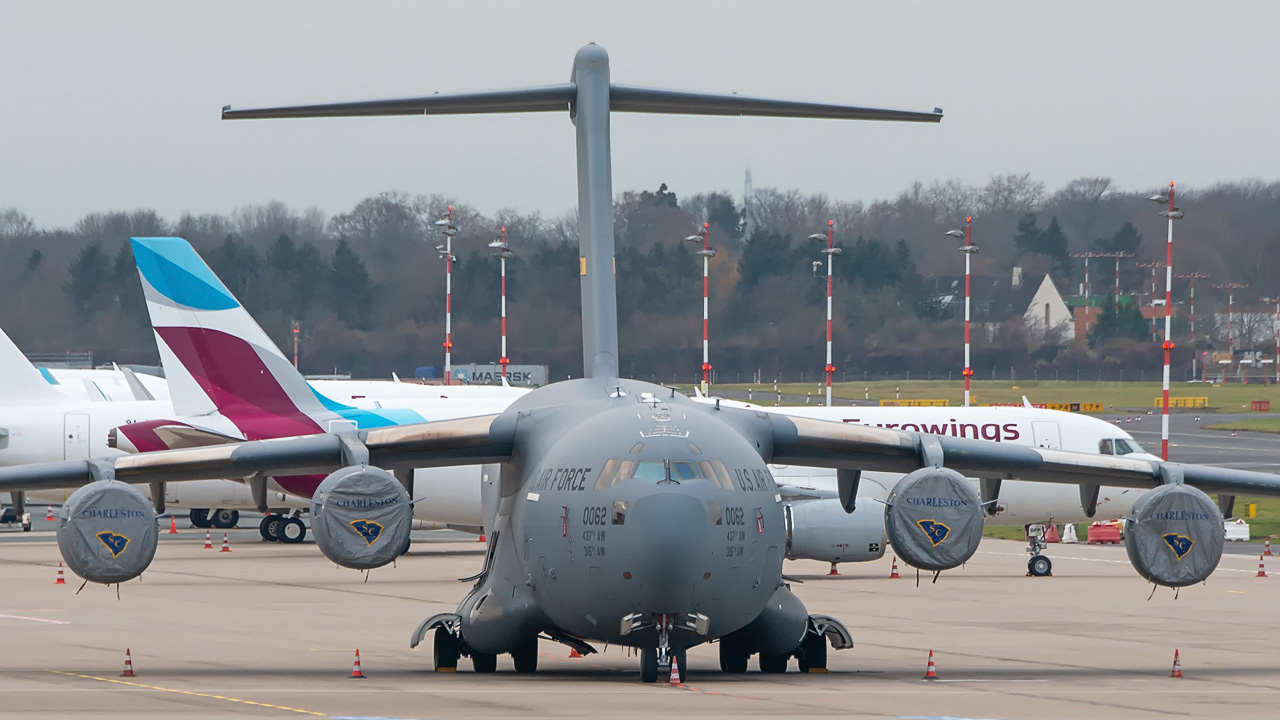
[57,481,158,585]
[885,467,983,572]
[1125,483,1223,588]
[311,466,412,570]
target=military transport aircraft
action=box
[4,44,1280,683]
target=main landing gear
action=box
[258,513,307,543]
[190,508,240,530]
[1026,527,1053,577]
[414,614,549,674]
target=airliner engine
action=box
[1125,483,1223,587]
[57,481,158,585]
[884,467,983,572]
[784,498,886,564]
[310,466,412,570]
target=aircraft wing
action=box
[768,414,1280,497]
[0,414,511,493]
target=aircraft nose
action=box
[625,491,711,614]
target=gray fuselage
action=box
[457,377,785,653]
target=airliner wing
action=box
[0,414,511,493]
[768,414,1280,497]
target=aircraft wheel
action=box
[259,514,281,542]
[280,516,307,544]
[471,651,497,673]
[796,633,827,673]
[210,509,239,529]
[671,646,687,682]
[1028,555,1052,577]
[719,639,748,674]
[432,628,459,671]
[190,509,212,529]
[759,651,789,674]
[640,647,658,683]
[511,636,538,674]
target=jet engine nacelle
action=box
[311,466,412,570]
[884,467,983,572]
[785,498,886,564]
[57,481,158,585]
[1124,483,1223,588]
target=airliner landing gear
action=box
[279,516,307,544]
[1026,529,1052,577]
[210,509,240,529]
[190,509,212,529]
[259,514,282,542]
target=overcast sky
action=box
[3,2,1277,229]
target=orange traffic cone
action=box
[828,562,839,576]
[203,530,213,549]
[220,533,231,552]
[923,649,937,680]
[478,533,487,543]
[890,556,901,579]
[1257,555,1267,578]
[568,649,582,658]
[55,562,66,585]
[121,648,135,677]
[1170,649,1183,678]
[349,649,366,678]
[668,654,681,685]
[45,505,54,521]
[168,517,178,535]
[1265,538,1273,557]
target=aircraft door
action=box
[63,414,90,460]
[1031,421,1062,450]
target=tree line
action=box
[1,175,1278,381]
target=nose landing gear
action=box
[639,614,687,683]
[1026,528,1053,577]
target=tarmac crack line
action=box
[46,670,327,716]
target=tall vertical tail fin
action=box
[0,328,72,406]
[130,237,332,435]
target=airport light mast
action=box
[946,218,977,407]
[810,221,839,407]
[1261,297,1280,385]
[1214,282,1249,357]
[1069,251,1099,305]
[1148,183,1182,461]
[489,227,514,379]
[1175,272,1209,341]
[684,223,714,396]
[1136,261,1168,341]
[435,207,459,385]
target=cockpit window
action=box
[1115,438,1141,455]
[670,462,700,481]
[594,458,621,490]
[1098,439,1114,455]
[707,459,735,490]
[632,462,668,482]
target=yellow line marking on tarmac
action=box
[47,671,326,716]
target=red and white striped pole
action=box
[1153,182,1181,461]
[436,207,458,385]
[498,227,511,378]
[1263,297,1280,385]
[685,224,717,396]
[822,220,838,407]
[962,217,975,407]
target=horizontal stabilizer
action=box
[222,84,940,124]
[222,85,577,119]
[609,85,941,122]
